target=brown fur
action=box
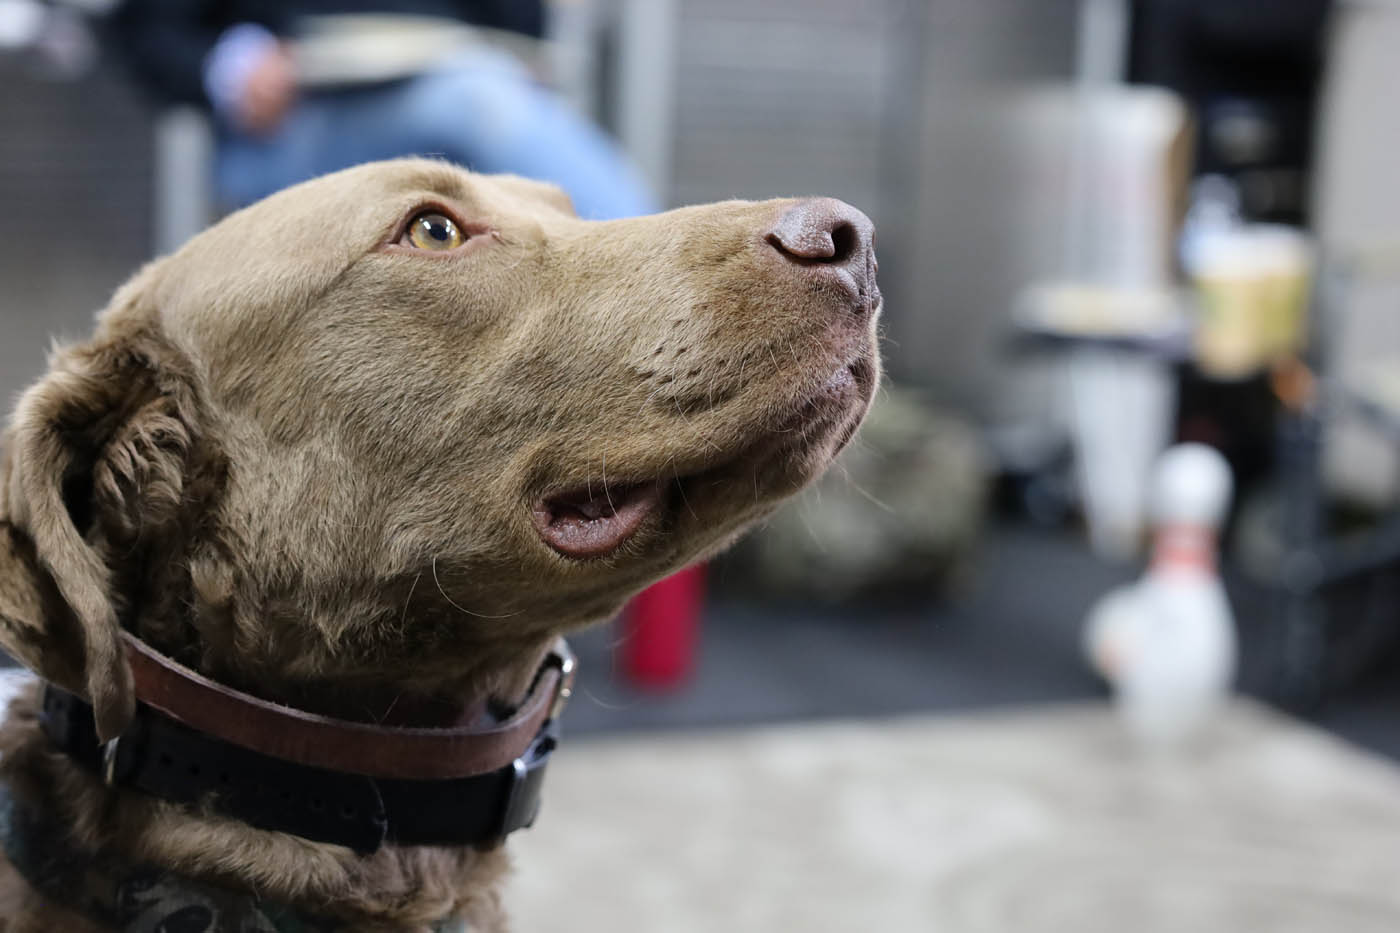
[0,159,879,930]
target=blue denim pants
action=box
[216,51,657,219]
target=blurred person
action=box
[108,0,656,218]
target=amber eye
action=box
[404,211,466,250]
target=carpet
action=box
[508,700,1400,932]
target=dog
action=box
[0,159,880,931]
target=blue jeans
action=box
[216,51,657,219]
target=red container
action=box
[620,563,706,688]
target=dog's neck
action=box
[0,783,470,933]
[147,613,557,731]
[1,680,520,930]
[1,621,565,930]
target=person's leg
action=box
[217,53,655,218]
[216,52,657,219]
[215,94,410,208]
[392,52,657,219]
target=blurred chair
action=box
[144,15,574,254]
[120,1,657,254]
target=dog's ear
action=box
[0,284,198,741]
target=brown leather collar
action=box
[121,632,575,781]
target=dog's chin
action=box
[681,348,878,504]
[529,348,877,562]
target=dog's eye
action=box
[404,212,466,251]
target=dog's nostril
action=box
[766,197,875,271]
[829,222,857,265]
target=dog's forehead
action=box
[143,159,585,376]
[361,160,575,221]
[371,160,475,206]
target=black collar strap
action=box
[39,641,574,854]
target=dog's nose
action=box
[766,198,878,310]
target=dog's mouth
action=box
[531,480,666,559]
[768,349,877,452]
[805,354,874,432]
[531,347,876,561]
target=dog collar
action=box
[40,634,575,854]
[0,781,470,931]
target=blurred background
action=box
[5,0,1400,929]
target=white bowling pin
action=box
[1085,443,1238,750]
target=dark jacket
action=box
[108,0,545,106]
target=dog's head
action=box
[0,159,880,737]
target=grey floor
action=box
[564,522,1400,761]
[512,700,1400,933]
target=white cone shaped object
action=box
[1083,443,1238,751]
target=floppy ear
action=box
[0,308,198,741]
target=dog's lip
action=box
[781,351,875,431]
[531,480,666,559]
[678,350,876,485]
[532,348,876,560]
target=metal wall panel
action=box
[669,0,895,213]
[664,0,1079,417]
[0,56,153,406]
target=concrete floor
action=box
[511,700,1400,933]
[565,522,1400,762]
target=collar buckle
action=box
[545,637,576,723]
[496,718,559,839]
[100,737,121,785]
[495,639,573,839]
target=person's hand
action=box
[236,44,297,135]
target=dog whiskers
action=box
[399,571,422,629]
[601,451,616,513]
[580,686,637,712]
[847,478,895,514]
[873,376,890,405]
[796,492,829,551]
[375,690,406,725]
[669,393,693,426]
[784,339,802,369]
[430,556,520,619]
[673,465,699,521]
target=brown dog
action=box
[0,159,879,931]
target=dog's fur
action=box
[0,159,879,931]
